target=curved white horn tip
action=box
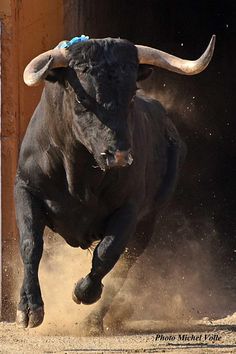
[209,34,216,50]
[23,70,41,87]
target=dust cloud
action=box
[28,209,234,337]
[139,75,199,127]
[106,211,234,331]
[30,231,96,336]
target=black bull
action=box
[14,37,215,330]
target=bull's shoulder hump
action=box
[135,94,166,114]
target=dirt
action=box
[0,318,235,354]
[1,227,235,354]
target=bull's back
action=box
[133,95,185,215]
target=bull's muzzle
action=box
[101,149,133,168]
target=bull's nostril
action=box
[114,150,133,166]
[101,149,133,168]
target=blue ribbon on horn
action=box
[57,35,90,49]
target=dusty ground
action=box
[0,317,236,354]
[1,228,235,354]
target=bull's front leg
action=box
[72,204,137,305]
[15,181,45,328]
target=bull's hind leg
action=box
[15,181,45,328]
[78,214,156,335]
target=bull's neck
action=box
[62,139,105,200]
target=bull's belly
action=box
[44,198,106,249]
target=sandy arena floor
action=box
[1,235,235,354]
[0,315,236,354]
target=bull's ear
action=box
[137,64,153,81]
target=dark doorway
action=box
[65,0,236,271]
[63,0,236,318]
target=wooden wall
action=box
[0,0,64,320]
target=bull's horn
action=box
[136,35,216,75]
[23,47,69,86]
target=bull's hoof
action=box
[72,275,103,305]
[28,306,44,328]
[16,309,29,328]
[16,306,44,329]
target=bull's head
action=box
[23,36,215,170]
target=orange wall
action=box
[0,0,64,320]
[18,0,64,140]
